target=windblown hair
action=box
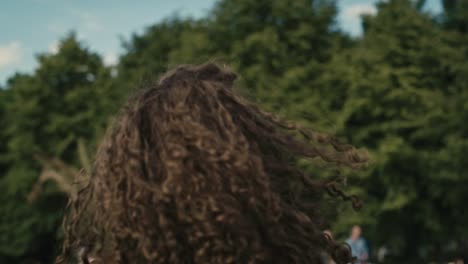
[57,63,366,264]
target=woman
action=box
[57,63,366,264]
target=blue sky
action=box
[0,0,442,84]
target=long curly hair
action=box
[57,63,366,264]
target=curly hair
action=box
[56,63,367,264]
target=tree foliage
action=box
[0,33,112,263]
[320,1,468,261]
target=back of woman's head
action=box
[57,63,366,264]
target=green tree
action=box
[117,0,346,117]
[0,33,111,262]
[317,0,468,261]
[206,0,346,113]
[117,18,208,94]
[442,0,468,33]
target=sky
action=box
[0,0,442,85]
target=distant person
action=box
[56,64,367,264]
[346,225,369,263]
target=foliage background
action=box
[1,0,467,263]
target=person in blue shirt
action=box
[346,225,369,263]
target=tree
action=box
[117,18,208,95]
[117,0,346,117]
[206,0,346,114]
[0,33,111,262]
[318,0,468,261]
[442,0,468,33]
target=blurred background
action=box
[1,0,467,263]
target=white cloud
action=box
[343,4,377,19]
[340,3,377,36]
[0,42,22,69]
[48,41,59,54]
[103,52,118,66]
